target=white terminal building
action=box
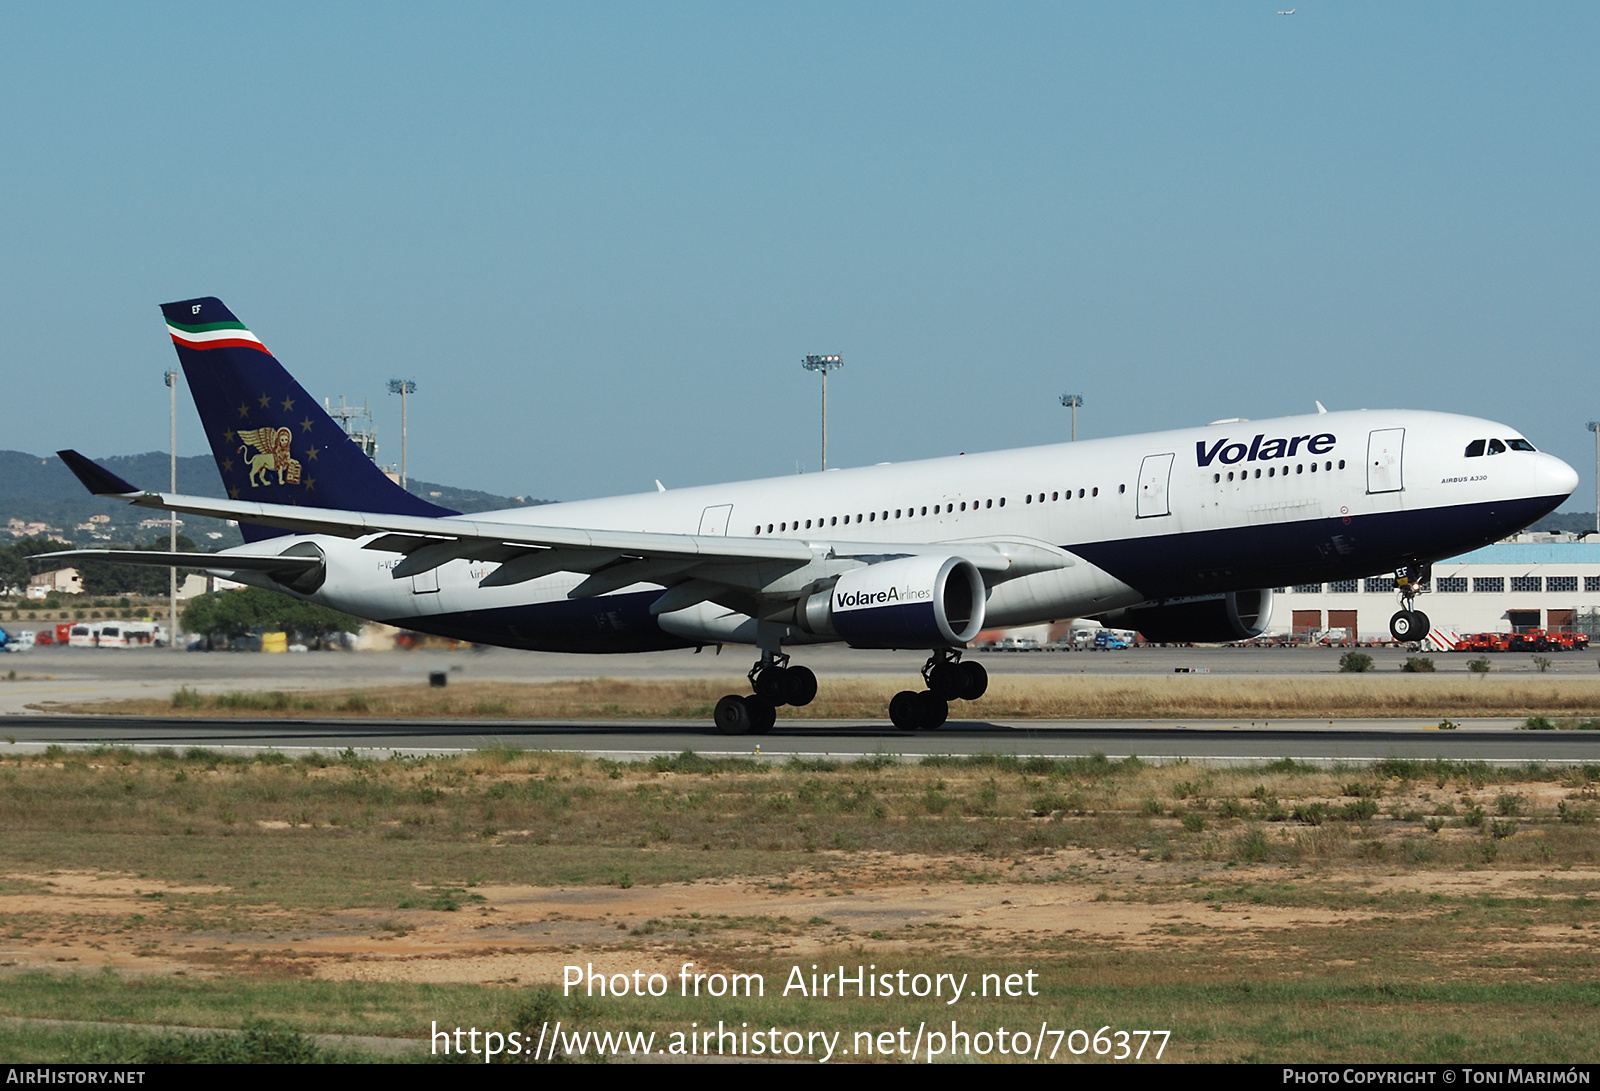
[1268,534,1600,642]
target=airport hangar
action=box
[1267,536,1600,643]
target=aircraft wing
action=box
[60,450,1069,608]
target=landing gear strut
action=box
[713,650,817,736]
[889,649,988,731]
[1389,562,1432,643]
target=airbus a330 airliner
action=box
[47,297,1579,733]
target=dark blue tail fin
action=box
[160,297,457,542]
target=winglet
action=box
[56,450,142,497]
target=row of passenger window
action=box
[756,499,1000,536]
[1213,460,1344,484]
[1286,576,1598,594]
[1024,487,1108,504]
[752,484,1118,536]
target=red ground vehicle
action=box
[32,623,72,646]
[1507,629,1590,652]
[1458,629,1591,652]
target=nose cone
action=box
[1537,453,1580,500]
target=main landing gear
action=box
[713,652,818,736]
[889,650,988,731]
[1389,562,1432,643]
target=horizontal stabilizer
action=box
[26,549,321,574]
[57,450,141,497]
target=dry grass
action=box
[5,749,1600,1062]
[41,674,1600,720]
[2,747,1598,897]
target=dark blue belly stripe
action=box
[1069,495,1566,601]
[380,590,694,653]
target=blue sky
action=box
[3,4,1596,505]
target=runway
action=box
[5,644,1597,762]
[5,714,1599,763]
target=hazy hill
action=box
[1529,512,1597,536]
[0,451,550,549]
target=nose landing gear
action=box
[889,649,988,730]
[1388,563,1432,643]
[713,651,818,735]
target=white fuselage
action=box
[224,408,1578,652]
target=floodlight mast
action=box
[164,369,178,649]
[387,379,416,489]
[1060,393,1084,442]
[1588,421,1600,535]
[801,354,843,470]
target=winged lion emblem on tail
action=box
[238,426,302,487]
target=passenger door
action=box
[411,566,442,614]
[1136,453,1175,518]
[1367,428,1405,494]
[698,505,733,536]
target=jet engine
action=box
[1094,588,1274,643]
[797,555,986,649]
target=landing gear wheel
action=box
[1412,610,1430,638]
[780,665,817,707]
[957,660,988,701]
[753,666,787,702]
[714,694,753,735]
[916,691,949,730]
[927,662,963,701]
[747,695,777,735]
[1389,610,1425,642]
[922,648,982,706]
[889,690,922,730]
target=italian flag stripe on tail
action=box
[165,318,270,354]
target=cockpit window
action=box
[1487,438,1507,455]
[1465,439,1486,457]
[1507,438,1537,452]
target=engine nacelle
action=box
[798,555,986,649]
[1095,588,1274,644]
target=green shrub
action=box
[1467,657,1491,674]
[1235,825,1271,862]
[119,1023,322,1064]
[1340,799,1379,821]
[1523,716,1556,731]
[1558,801,1594,825]
[1401,656,1436,673]
[1339,651,1375,673]
[1292,802,1328,826]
